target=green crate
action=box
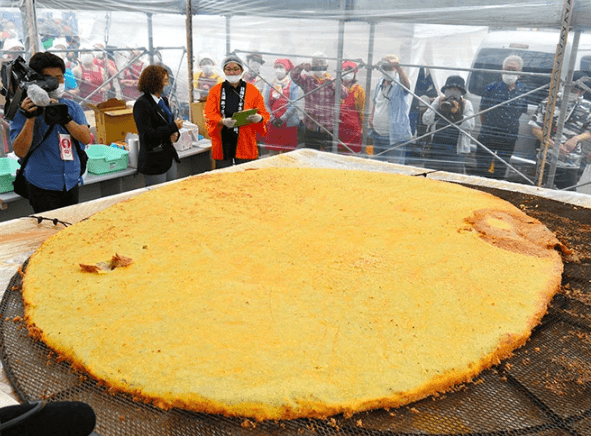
[86,144,129,175]
[0,158,20,194]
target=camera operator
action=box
[422,75,475,174]
[10,52,91,213]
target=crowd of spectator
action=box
[0,17,591,192]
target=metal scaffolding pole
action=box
[361,21,376,155]
[332,18,346,154]
[20,0,40,57]
[185,0,195,116]
[225,16,232,56]
[545,29,582,189]
[536,0,575,188]
[147,13,154,66]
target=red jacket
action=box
[205,81,269,160]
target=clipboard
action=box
[232,109,259,127]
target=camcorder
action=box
[439,95,462,113]
[1,56,69,124]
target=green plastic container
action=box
[86,144,129,175]
[0,158,20,194]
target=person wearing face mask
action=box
[261,58,301,154]
[92,41,122,100]
[72,46,109,104]
[290,52,349,151]
[529,72,591,190]
[204,55,269,168]
[153,50,176,100]
[119,47,147,100]
[422,75,475,174]
[119,46,149,101]
[368,54,412,164]
[65,35,81,70]
[338,61,365,153]
[50,38,78,95]
[475,55,529,179]
[10,52,91,213]
[133,65,184,187]
[193,53,222,99]
[242,52,265,89]
[1,38,24,62]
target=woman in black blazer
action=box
[133,65,184,186]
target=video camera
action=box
[439,95,462,113]
[1,56,69,123]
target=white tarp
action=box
[0,0,592,28]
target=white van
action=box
[465,30,591,183]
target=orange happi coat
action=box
[205,81,269,160]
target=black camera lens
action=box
[440,100,453,112]
[43,103,69,125]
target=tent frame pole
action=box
[185,0,194,118]
[20,0,40,57]
[536,0,575,187]
[361,21,376,154]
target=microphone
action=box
[26,84,51,107]
[0,401,97,436]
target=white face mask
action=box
[313,70,325,78]
[225,73,242,84]
[275,67,287,80]
[502,74,518,86]
[444,89,462,99]
[382,71,396,81]
[49,83,65,99]
[93,50,104,59]
[201,65,213,75]
[81,53,94,65]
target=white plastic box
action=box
[173,121,199,151]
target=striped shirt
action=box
[530,93,591,169]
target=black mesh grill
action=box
[0,185,590,436]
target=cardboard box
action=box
[190,100,210,139]
[88,98,138,145]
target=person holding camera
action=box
[422,75,475,174]
[290,52,349,151]
[368,55,412,164]
[10,52,91,214]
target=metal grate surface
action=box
[0,186,590,436]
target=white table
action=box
[0,141,212,222]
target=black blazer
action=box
[133,93,181,175]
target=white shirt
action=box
[373,82,392,137]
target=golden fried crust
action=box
[22,168,563,421]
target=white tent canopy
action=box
[0,0,592,28]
